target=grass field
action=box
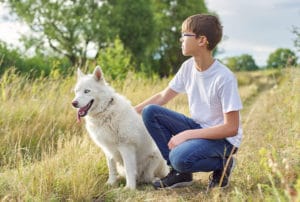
[0,67,299,201]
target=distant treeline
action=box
[1,0,299,79]
[0,42,71,77]
[1,40,298,80]
[3,0,208,77]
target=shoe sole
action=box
[156,181,193,189]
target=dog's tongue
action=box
[77,111,81,123]
[75,100,93,123]
[77,106,89,123]
[77,108,85,123]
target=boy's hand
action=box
[168,131,189,149]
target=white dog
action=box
[72,66,168,189]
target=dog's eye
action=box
[84,89,90,93]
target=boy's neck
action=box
[193,52,214,72]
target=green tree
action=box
[152,0,208,76]
[0,42,23,75]
[238,54,259,71]
[267,48,297,68]
[107,0,156,70]
[97,37,133,80]
[6,0,157,71]
[292,26,300,52]
[0,41,71,77]
[224,56,239,71]
[224,54,258,71]
[6,0,113,67]
[6,0,214,75]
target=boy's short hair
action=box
[182,14,223,51]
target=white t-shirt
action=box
[169,57,243,147]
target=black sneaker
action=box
[152,168,193,189]
[206,157,236,192]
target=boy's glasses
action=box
[180,34,209,45]
[181,33,196,38]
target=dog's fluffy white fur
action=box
[72,66,168,189]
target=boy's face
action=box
[180,30,210,56]
[180,31,200,56]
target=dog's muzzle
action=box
[72,99,94,122]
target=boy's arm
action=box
[168,111,240,149]
[135,87,178,114]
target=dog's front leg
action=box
[106,155,118,186]
[119,145,137,189]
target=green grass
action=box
[0,67,299,201]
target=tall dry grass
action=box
[0,67,299,201]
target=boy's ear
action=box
[77,68,85,79]
[198,36,209,47]
[93,66,103,81]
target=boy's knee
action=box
[142,104,159,120]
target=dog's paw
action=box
[106,178,118,186]
[142,175,155,183]
[124,180,136,190]
[124,184,136,190]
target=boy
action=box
[135,14,242,191]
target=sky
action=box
[0,1,300,67]
[205,0,300,66]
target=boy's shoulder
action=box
[214,60,235,75]
[178,57,194,73]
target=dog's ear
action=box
[93,66,103,81]
[77,68,84,79]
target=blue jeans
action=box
[142,104,237,173]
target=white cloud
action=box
[206,0,300,66]
[0,21,29,45]
[0,3,30,47]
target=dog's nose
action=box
[72,100,79,108]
